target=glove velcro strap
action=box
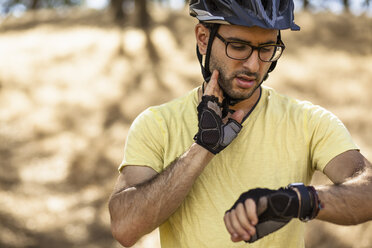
[288,183,320,221]
[221,119,242,146]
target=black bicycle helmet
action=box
[190,0,300,102]
[190,0,300,31]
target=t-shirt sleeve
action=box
[118,107,165,173]
[307,105,359,172]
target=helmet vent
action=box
[259,0,273,19]
[278,0,290,15]
[206,0,234,17]
[261,0,270,10]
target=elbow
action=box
[109,200,140,247]
[111,220,140,247]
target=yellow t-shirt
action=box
[120,86,358,248]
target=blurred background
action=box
[0,0,371,247]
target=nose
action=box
[242,49,260,73]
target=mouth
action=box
[235,75,256,89]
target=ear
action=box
[195,23,210,55]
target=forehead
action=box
[218,24,278,43]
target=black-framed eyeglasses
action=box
[215,33,286,62]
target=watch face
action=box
[289,182,304,187]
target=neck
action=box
[230,87,261,117]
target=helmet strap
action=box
[196,23,220,83]
[204,24,220,82]
[267,30,282,74]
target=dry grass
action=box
[0,7,371,248]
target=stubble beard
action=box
[209,56,263,101]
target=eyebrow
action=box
[226,36,276,45]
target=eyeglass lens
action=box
[227,42,283,62]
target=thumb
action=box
[230,109,245,124]
[204,70,224,103]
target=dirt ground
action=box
[0,6,371,248]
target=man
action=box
[109,1,372,247]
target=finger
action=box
[224,211,244,242]
[229,109,245,124]
[224,212,240,241]
[204,70,219,95]
[235,202,256,239]
[229,208,250,242]
[204,70,223,102]
[245,199,258,226]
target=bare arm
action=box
[109,144,214,246]
[316,149,372,225]
[109,143,214,247]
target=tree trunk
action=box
[31,0,40,9]
[137,0,150,29]
[343,0,350,12]
[303,0,310,10]
[110,0,125,23]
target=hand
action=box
[204,70,244,122]
[194,70,244,154]
[224,184,321,243]
[224,197,267,242]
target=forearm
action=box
[109,143,213,246]
[316,164,372,225]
